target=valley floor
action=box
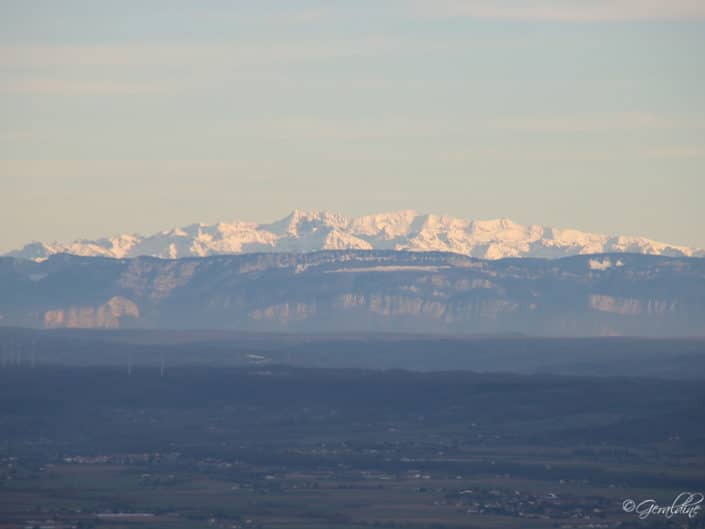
[1,366,704,528]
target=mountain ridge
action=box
[1,250,704,335]
[6,209,704,261]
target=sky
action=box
[1,0,704,252]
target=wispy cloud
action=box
[232,117,448,141]
[0,77,165,95]
[414,0,705,22]
[272,8,335,24]
[0,38,405,69]
[0,130,34,142]
[490,113,705,133]
[0,38,409,95]
[0,159,278,179]
[644,146,705,159]
[437,143,705,163]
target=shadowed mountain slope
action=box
[1,251,704,336]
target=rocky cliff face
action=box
[43,296,139,329]
[1,251,704,336]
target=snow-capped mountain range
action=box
[6,210,704,261]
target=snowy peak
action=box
[262,209,348,237]
[6,210,704,261]
[351,209,419,237]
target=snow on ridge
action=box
[5,210,704,262]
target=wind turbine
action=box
[14,338,21,367]
[30,336,37,368]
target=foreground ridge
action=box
[1,250,704,335]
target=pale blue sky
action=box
[1,1,704,252]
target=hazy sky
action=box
[1,0,704,252]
